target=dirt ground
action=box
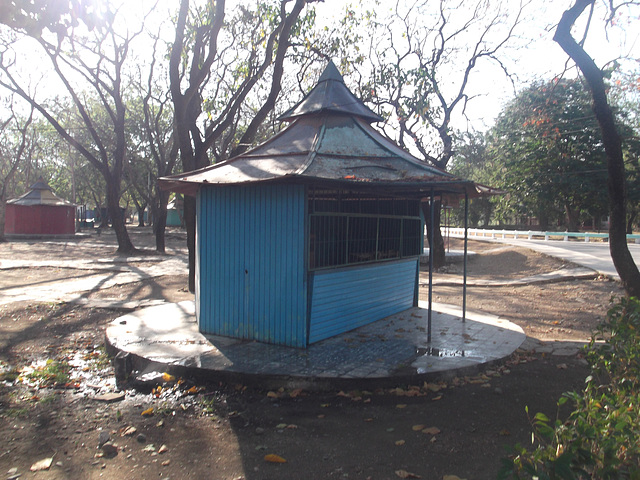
[0,228,624,479]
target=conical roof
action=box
[160,61,478,198]
[8,178,75,206]
[279,60,383,123]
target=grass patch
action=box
[22,359,71,388]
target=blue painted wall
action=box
[196,184,308,347]
[308,259,418,344]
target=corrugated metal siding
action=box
[196,184,307,347]
[308,258,418,343]
[5,204,75,235]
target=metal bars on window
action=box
[308,188,422,270]
[309,213,422,270]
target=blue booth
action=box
[161,61,476,347]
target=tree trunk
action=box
[482,199,492,228]
[627,211,637,235]
[0,195,6,242]
[135,202,146,227]
[154,190,170,253]
[555,0,640,298]
[184,195,197,292]
[564,203,579,232]
[423,200,446,269]
[538,210,550,231]
[106,181,134,253]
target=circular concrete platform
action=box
[106,300,525,390]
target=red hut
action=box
[5,179,75,236]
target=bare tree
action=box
[169,0,313,291]
[554,0,640,297]
[0,5,140,252]
[0,102,35,241]
[354,0,528,267]
[135,32,178,252]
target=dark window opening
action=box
[309,189,422,270]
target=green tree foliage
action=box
[0,0,107,38]
[0,1,139,251]
[486,77,639,231]
[554,0,640,298]
[449,131,495,227]
[0,102,35,240]
[500,297,640,479]
[610,66,640,233]
[169,0,320,290]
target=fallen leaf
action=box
[557,363,568,369]
[396,404,407,409]
[289,388,303,398]
[141,407,154,417]
[422,426,441,435]
[30,457,53,471]
[267,391,280,398]
[275,423,288,429]
[187,386,198,394]
[162,373,175,382]
[395,440,406,446]
[432,395,442,401]
[94,392,125,402]
[412,424,426,431]
[264,454,287,463]
[395,469,421,478]
[443,476,467,480]
[158,444,168,454]
[122,426,137,436]
[499,429,511,436]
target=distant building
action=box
[5,179,75,236]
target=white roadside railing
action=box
[446,227,640,244]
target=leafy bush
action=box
[499,296,640,479]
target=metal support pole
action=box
[463,192,469,323]
[428,189,434,343]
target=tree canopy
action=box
[488,77,611,231]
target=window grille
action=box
[308,189,422,270]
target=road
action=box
[479,237,640,280]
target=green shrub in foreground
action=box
[499,296,640,479]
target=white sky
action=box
[315,0,639,132]
[3,0,638,135]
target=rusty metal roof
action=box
[8,179,75,207]
[160,61,479,198]
[278,61,382,123]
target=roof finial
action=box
[317,60,344,84]
[278,59,383,123]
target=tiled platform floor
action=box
[106,300,525,389]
